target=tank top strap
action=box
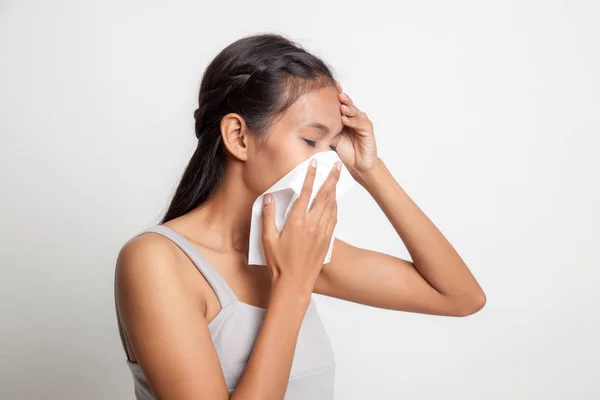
[140,224,238,308]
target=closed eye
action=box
[303,138,338,151]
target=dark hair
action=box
[160,33,336,223]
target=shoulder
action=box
[116,231,179,283]
[115,231,197,304]
[118,230,177,263]
[115,230,207,314]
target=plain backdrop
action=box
[1,1,598,399]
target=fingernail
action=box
[263,194,271,204]
[335,161,342,171]
[311,158,317,168]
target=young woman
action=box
[114,33,486,400]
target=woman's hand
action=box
[261,159,341,297]
[331,80,380,184]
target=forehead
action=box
[278,85,343,130]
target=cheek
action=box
[249,141,307,192]
[273,141,316,182]
[243,148,284,194]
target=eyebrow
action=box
[301,122,344,137]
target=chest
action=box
[207,299,336,391]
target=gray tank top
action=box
[115,224,336,399]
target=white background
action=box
[1,1,598,399]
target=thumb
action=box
[261,193,277,240]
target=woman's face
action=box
[245,84,344,195]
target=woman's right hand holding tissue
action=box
[261,158,341,299]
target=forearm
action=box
[230,281,311,400]
[357,158,485,303]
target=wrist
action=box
[270,278,312,307]
[353,157,386,188]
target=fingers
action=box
[338,87,372,132]
[318,184,338,235]
[323,198,338,243]
[339,93,362,120]
[261,193,277,241]
[308,161,341,222]
[288,158,318,218]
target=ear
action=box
[220,113,249,162]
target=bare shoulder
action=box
[116,232,180,286]
[115,231,207,312]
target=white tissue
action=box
[248,150,357,266]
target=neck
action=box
[174,164,258,257]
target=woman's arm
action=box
[115,234,310,400]
[232,281,310,400]
[315,81,485,317]
[315,158,486,317]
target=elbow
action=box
[455,291,487,317]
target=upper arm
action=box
[115,234,229,400]
[313,238,463,316]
